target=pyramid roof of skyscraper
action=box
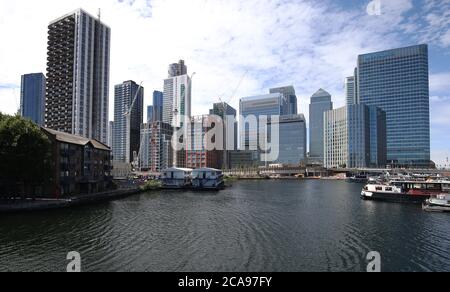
[311,88,331,98]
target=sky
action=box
[0,0,449,165]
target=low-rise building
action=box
[42,128,113,196]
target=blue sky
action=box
[0,0,449,165]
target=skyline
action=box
[0,0,449,164]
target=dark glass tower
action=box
[20,73,46,126]
[357,44,430,167]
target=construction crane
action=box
[124,81,143,164]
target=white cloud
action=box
[0,0,449,160]
[430,72,450,93]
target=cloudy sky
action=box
[0,0,449,165]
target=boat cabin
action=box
[161,168,193,188]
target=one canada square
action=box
[45,9,111,144]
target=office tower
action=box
[186,115,222,169]
[152,90,163,122]
[270,114,307,165]
[147,106,154,123]
[270,86,298,115]
[368,106,387,168]
[239,93,283,151]
[324,105,386,168]
[139,122,173,172]
[20,73,46,126]
[210,102,238,169]
[324,107,348,168]
[309,89,333,164]
[113,81,144,163]
[357,44,430,167]
[163,75,192,128]
[345,76,356,106]
[108,121,114,148]
[45,9,110,144]
[168,60,187,78]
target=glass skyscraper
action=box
[152,90,163,122]
[270,86,298,115]
[20,73,46,126]
[357,44,430,167]
[147,106,154,123]
[324,104,386,169]
[239,93,283,151]
[309,89,333,164]
[113,80,144,163]
[271,114,307,165]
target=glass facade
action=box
[368,106,387,168]
[147,106,154,123]
[309,89,333,164]
[347,104,370,169]
[239,93,283,151]
[357,44,430,167]
[20,73,46,126]
[324,105,386,169]
[271,115,307,165]
[269,86,298,115]
[113,81,144,163]
[152,90,163,122]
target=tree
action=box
[0,113,53,199]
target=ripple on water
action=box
[1,180,450,272]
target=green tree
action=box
[0,113,53,199]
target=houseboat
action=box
[191,168,225,190]
[423,194,450,212]
[161,168,193,189]
[361,181,449,204]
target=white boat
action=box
[191,168,224,190]
[423,194,450,212]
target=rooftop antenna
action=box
[98,8,101,21]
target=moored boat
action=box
[361,181,449,204]
[191,168,225,190]
[423,194,450,212]
[161,168,193,189]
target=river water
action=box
[0,180,449,272]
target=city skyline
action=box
[0,0,449,164]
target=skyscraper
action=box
[270,114,307,165]
[239,93,284,151]
[108,121,114,148]
[168,60,187,78]
[20,73,46,126]
[345,76,356,106]
[139,121,173,172]
[357,44,430,167]
[153,90,163,122]
[113,81,144,163]
[163,73,191,128]
[309,89,333,164]
[324,104,386,169]
[210,102,238,169]
[45,9,110,144]
[147,106,154,123]
[270,86,298,115]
